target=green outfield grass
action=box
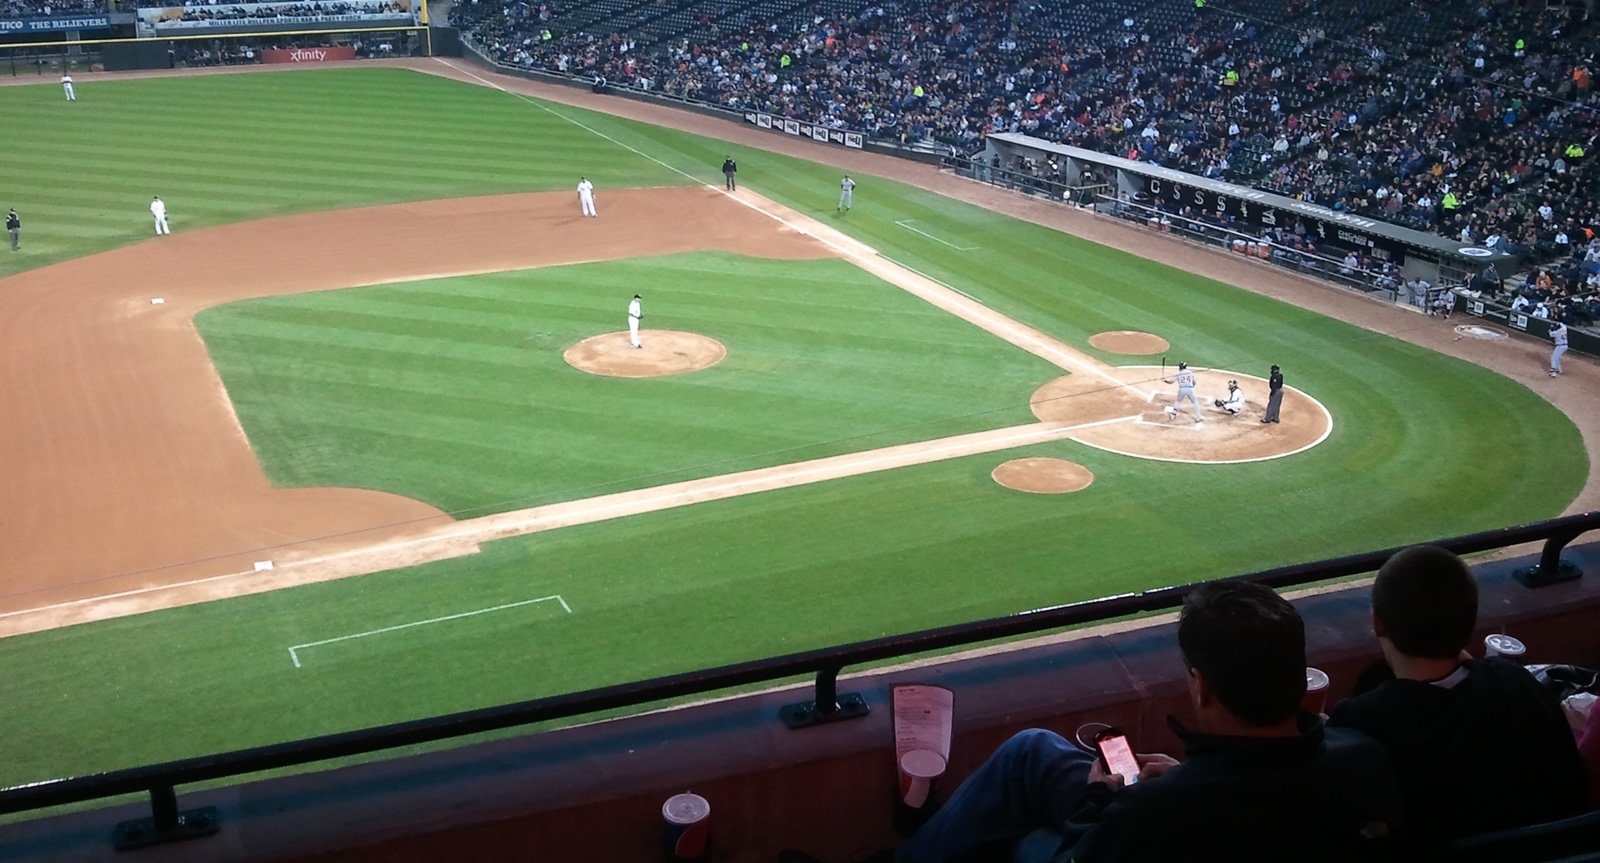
[0,67,1587,788]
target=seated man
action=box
[889,581,1402,863]
[1328,546,1586,844]
[1213,380,1245,415]
[1427,286,1457,318]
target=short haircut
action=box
[1372,545,1478,659]
[1178,581,1306,726]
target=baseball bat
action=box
[1162,355,1167,379]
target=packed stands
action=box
[455,0,1600,317]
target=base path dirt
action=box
[565,331,727,377]
[1089,331,1170,355]
[992,458,1094,494]
[407,57,1599,513]
[0,187,825,619]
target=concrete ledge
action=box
[4,544,1598,863]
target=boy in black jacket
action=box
[1329,545,1586,843]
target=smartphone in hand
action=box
[1094,727,1141,787]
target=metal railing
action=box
[0,511,1593,848]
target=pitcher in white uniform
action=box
[627,294,642,348]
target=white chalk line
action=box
[287,594,571,668]
[433,59,1151,403]
[895,220,980,251]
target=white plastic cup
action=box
[662,792,710,860]
[1484,634,1526,660]
[1302,667,1330,714]
[898,749,947,809]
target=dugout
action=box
[982,132,1519,288]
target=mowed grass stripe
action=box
[200,253,1059,513]
[0,68,684,277]
[0,69,1583,790]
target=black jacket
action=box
[5,212,17,231]
[1330,657,1586,842]
[1063,715,1402,862]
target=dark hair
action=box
[1178,581,1306,726]
[1372,545,1478,659]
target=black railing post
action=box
[779,664,870,729]
[111,785,220,851]
[1515,527,1586,587]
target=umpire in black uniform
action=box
[722,156,737,190]
[1262,364,1284,423]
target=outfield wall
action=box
[3,543,1595,861]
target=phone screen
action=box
[1097,734,1140,786]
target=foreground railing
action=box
[1,511,1593,849]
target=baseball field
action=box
[0,62,1589,790]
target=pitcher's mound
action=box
[564,330,727,378]
[992,458,1094,494]
[1089,330,1170,355]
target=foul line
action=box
[433,59,1151,401]
[287,594,571,668]
[895,220,980,251]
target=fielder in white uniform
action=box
[1549,321,1569,377]
[627,293,642,348]
[61,74,75,101]
[1213,380,1245,415]
[838,175,855,212]
[578,177,597,217]
[150,196,170,235]
[1166,362,1203,422]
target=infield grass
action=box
[0,67,1587,787]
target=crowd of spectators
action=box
[0,0,116,16]
[153,0,407,22]
[455,0,1600,295]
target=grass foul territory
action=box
[0,68,1585,788]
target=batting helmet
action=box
[1178,362,1188,370]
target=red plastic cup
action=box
[898,749,946,809]
[662,792,710,861]
[1302,667,1330,715]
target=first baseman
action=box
[60,74,75,102]
[1165,361,1203,422]
[838,175,855,212]
[577,177,597,217]
[150,196,170,235]
[627,293,643,348]
[1549,322,1569,377]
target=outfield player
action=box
[838,175,855,212]
[1549,321,1569,377]
[577,177,597,217]
[6,208,18,251]
[150,196,170,235]
[627,293,643,348]
[61,74,75,102]
[1165,361,1203,422]
[1213,380,1245,415]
